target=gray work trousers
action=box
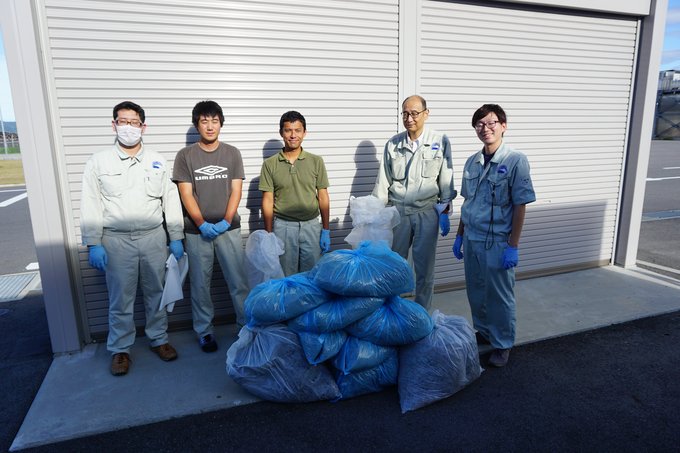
[185,229,249,334]
[102,226,169,354]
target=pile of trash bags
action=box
[227,240,483,413]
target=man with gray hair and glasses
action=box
[373,95,456,310]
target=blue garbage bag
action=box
[226,324,340,403]
[345,295,434,346]
[288,296,385,333]
[335,350,398,400]
[297,330,347,365]
[398,311,483,413]
[309,241,414,297]
[332,336,397,375]
[244,272,329,326]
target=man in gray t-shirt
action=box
[173,100,249,353]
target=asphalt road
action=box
[637,140,680,277]
[0,185,38,275]
[7,303,679,453]
[641,140,680,214]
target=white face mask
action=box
[115,124,143,147]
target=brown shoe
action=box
[111,353,131,376]
[151,343,178,361]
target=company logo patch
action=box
[431,143,440,151]
[195,165,228,176]
[152,161,162,169]
[498,165,508,175]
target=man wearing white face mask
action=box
[80,101,185,376]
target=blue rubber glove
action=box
[503,245,519,269]
[198,222,219,240]
[169,240,184,260]
[214,219,230,234]
[320,229,331,254]
[88,245,108,271]
[452,235,464,260]
[439,213,450,237]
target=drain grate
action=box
[0,272,39,302]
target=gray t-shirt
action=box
[173,142,245,233]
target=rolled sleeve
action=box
[511,155,536,206]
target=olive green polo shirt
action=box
[259,149,329,221]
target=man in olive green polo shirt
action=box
[259,110,331,276]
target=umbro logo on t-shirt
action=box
[195,165,228,176]
[194,165,229,180]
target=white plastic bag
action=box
[245,230,285,289]
[159,253,188,312]
[344,195,401,249]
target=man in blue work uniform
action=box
[452,104,535,367]
[373,95,456,310]
[81,101,185,376]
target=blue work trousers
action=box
[463,237,516,349]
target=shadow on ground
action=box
[0,294,52,452]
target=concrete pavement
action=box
[9,264,680,451]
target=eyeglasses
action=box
[401,109,427,120]
[115,118,143,128]
[474,120,501,131]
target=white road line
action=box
[646,176,680,181]
[0,192,27,207]
[641,210,680,221]
[25,262,39,271]
[0,188,26,193]
[662,167,680,170]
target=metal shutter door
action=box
[418,0,637,287]
[41,0,400,340]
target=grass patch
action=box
[0,160,26,185]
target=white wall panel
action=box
[38,0,640,340]
[41,0,400,338]
[418,0,637,286]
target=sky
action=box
[0,28,14,122]
[2,2,680,122]
[662,0,680,70]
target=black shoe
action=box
[475,332,491,345]
[488,348,510,367]
[199,334,218,353]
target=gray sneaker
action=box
[488,348,510,367]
